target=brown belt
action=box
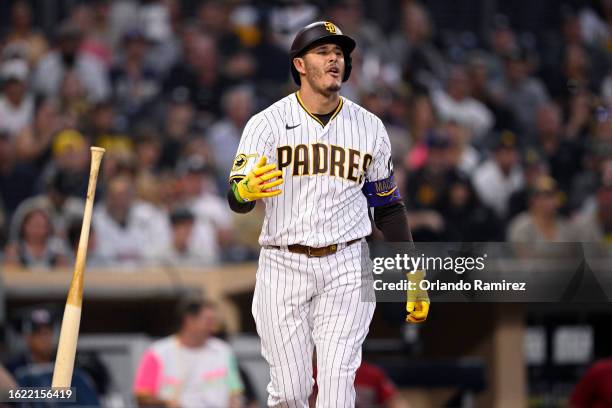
[267,238,361,257]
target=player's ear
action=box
[293,57,307,76]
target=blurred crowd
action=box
[1,302,410,407]
[0,0,610,270]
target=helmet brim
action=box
[291,34,356,59]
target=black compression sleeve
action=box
[227,187,256,214]
[373,201,414,242]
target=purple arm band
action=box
[362,176,402,207]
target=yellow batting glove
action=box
[406,270,430,323]
[233,156,283,202]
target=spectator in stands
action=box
[66,216,106,267]
[133,298,244,408]
[431,65,494,141]
[508,149,550,220]
[0,59,34,138]
[69,1,115,69]
[485,14,519,86]
[219,4,266,86]
[0,202,6,247]
[4,308,100,406]
[46,128,91,196]
[10,169,85,242]
[32,22,110,101]
[472,130,524,220]
[579,0,612,49]
[155,207,213,267]
[603,71,612,102]
[404,131,457,241]
[133,126,162,176]
[158,97,196,171]
[507,175,575,242]
[499,48,550,136]
[570,358,612,407]
[110,28,160,122]
[85,101,133,152]
[575,184,612,243]
[137,0,181,76]
[467,52,515,132]
[13,97,66,166]
[2,0,48,65]
[5,309,57,373]
[533,103,584,194]
[93,174,170,267]
[176,156,233,264]
[248,14,291,91]
[209,85,256,179]
[574,157,612,240]
[326,0,390,64]
[444,120,480,176]
[390,1,446,92]
[440,173,503,241]
[0,130,38,219]
[196,0,242,58]
[565,89,594,141]
[163,32,223,114]
[405,93,437,171]
[557,11,609,98]
[592,102,612,145]
[3,204,68,269]
[57,70,91,127]
[550,43,595,103]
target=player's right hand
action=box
[233,156,284,202]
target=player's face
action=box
[301,43,345,94]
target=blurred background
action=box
[0,0,610,407]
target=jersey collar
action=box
[295,91,344,127]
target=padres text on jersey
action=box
[229,93,395,248]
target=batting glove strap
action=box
[232,181,247,203]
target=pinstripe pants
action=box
[253,240,376,408]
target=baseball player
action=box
[227,21,429,407]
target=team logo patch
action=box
[324,22,337,34]
[232,154,248,172]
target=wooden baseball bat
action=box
[52,147,105,388]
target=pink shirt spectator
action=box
[134,335,243,408]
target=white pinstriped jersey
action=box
[229,92,393,247]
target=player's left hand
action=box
[406,270,430,323]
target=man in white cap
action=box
[0,59,33,137]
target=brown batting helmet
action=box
[289,21,356,85]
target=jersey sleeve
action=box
[133,350,162,396]
[228,114,275,184]
[226,352,244,393]
[362,118,402,207]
